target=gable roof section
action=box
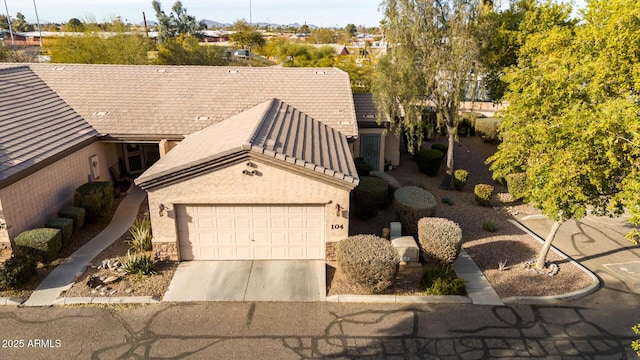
[135,98,358,190]
[0,66,98,185]
[353,93,384,128]
[0,63,357,140]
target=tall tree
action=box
[373,0,481,188]
[487,0,640,270]
[12,12,33,32]
[152,0,206,42]
[229,20,265,50]
[155,34,228,65]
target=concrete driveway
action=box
[162,260,326,302]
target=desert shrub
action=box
[14,228,62,263]
[506,173,527,200]
[120,250,157,275]
[475,118,501,142]
[474,184,494,206]
[417,217,463,265]
[127,216,153,252]
[394,186,437,238]
[419,265,466,295]
[354,157,373,177]
[335,235,400,294]
[58,207,86,231]
[369,171,401,198]
[431,143,448,154]
[453,169,469,190]
[353,177,389,219]
[0,255,38,290]
[415,149,444,176]
[73,181,114,221]
[45,218,73,245]
[482,220,497,232]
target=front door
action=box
[124,144,145,175]
[360,134,381,171]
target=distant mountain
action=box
[200,19,319,29]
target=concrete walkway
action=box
[23,186,147,307]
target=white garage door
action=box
[177,205,326,260]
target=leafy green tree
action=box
[48,23,152,64]
[152,0,206,42]
[309,28,337,44]
[63,18,85,32]
[299,24,310,34]
[345,23,357,37]
[155,34,228,65]
[229,20,265,50]
[12,12,33,32]
[487,0,640,270]
[260,39,335,67]
[373,0,481,188]
[335,54,375,93]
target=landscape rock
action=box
[103,275,120,284]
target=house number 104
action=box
[331,224,344,230]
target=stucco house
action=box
[0,63,399,261]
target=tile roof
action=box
[0,63,357,140]
[353,93,381,127]
[0,66,98,183]
[135,99,358,189]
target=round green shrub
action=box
[0,255,38,290]
[417,217,463,265]
[74,181,114,221]
[453,169,469,190]
[431,143,448,154]
[354,157,373,177]
[353,176,389,219]
[335,235,400,294]
[394,186,437,238]
[474,184,494,207]
[369,171,401,199]
[57,207,86,230]
[14,228,62,263]
[419,265,466,295]
[415,149,444,176]
[506,173,526,200]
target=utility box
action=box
[391,236,420,266]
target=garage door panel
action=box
[177,205,325,260]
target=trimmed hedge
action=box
[394,186,437,238]
[506,173,527,200]
[74,181,113,221]
[58,207,86,231]
[353,176,389,219]
[0,255,38,290]
[417,217,463,265]
[354,157,373,177]
[336,235,400,294]
[369,171,401,198]
[45,217,74,245]
[431,143,448,154]
[415,149,444,176]
[453,169,469,191]
[14,228,62,263]
[474,184,494,207]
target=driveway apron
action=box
[163,260,326,302]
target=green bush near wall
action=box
[415,149,445,176]
[58,207,86,231]
[45,218,74,245]
[74,181,113,221]
[14,228,62,263]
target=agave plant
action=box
[120,250,157,275]
[127,215,152,252]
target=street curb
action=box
[52,296,161,305]
[0,297,24,306]
[503,219,601,304]
[326,294,472,304]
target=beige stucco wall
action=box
[385,132,401,167]
[145,157,353,261]
[0,142,108,243]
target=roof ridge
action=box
[243,98,279,150]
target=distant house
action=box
[0,63,401,262]
[310,44,350,56]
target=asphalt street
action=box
[0,214,638,359]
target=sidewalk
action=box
[23,186,147,306]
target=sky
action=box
[2,0,386,27]
[3,0,588,28]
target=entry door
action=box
[124,144,144,175]
[360,134,381,171]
